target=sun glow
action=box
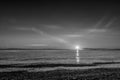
[75,45,82,50]
[75,45,80,50]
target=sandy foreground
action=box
[0,62,120,80]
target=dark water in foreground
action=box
[0,50,120,64]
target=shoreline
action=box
[0,62,120,72]
[0,61,120,68]
[0,68,120,80]
[0,62,120,79]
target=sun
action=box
[75,45,80,49]
[75,45,83,50]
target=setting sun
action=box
[75,45,80,49]
[75,45,83,50]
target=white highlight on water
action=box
[75,45,80,63]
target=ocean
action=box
[0,50,120,65]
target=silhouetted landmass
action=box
[84,48,120,51]
[1,48,120,50]
[0,48,70,50]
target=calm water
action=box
[0,50,120,64]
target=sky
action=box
[0,1,120,49]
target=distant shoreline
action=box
[1,48,120,50]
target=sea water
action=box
[0,50,120,65]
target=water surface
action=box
[0,50,120,64]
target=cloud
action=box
[44,25,61,29]
[53,37,68,43]
[27,44,48,47]
[87,29,106,33]
[15,27,32,30]
[15,27,45,35]
[86,16,117,33]
[104,17,117,29]
[15,27,69,44]
[63,34,83,38]
[93,16,107,28]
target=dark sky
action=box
[0,1,120,49]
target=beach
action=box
[0,62,120,80]
[0,67,120,80]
